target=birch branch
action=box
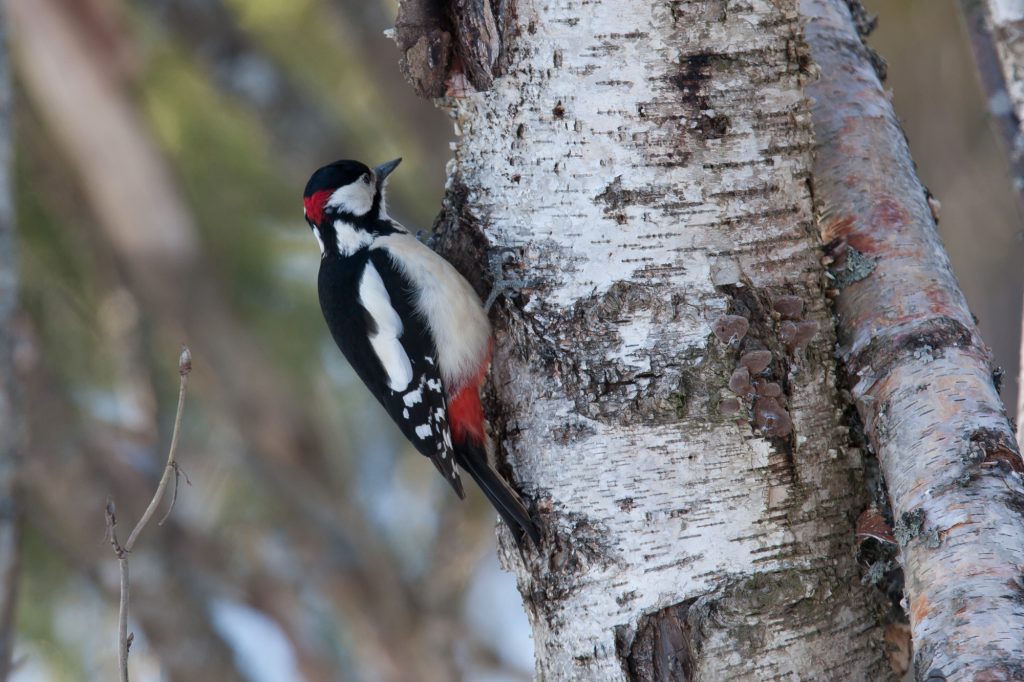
[106,347,191,682]
[803,0,1024,676]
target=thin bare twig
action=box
[108,346,191,682]
[158,462,190,527]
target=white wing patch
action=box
[358,262,413,392]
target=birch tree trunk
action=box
[0,6,19,678]
[425,0,892,677]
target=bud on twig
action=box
[178,345,192,376]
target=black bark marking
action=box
[617,599,698,682]
[616,572,851,680]
[827,243,877,289]
[670,53,731,139]
[594,175,674,219]
[893,509,924,547]
[450,0,501,91]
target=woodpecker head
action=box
[303,158,402,255]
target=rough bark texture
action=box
[395,0,514,97]
[0,6,19,678]
[804,1,1024,679]
[438,0,891,678]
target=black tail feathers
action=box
[454,441,541,548]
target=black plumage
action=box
[318,249,464,495]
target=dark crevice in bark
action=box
[431,176,492,298]
[393,0,514,97]
[615,570,881,681]
[616,599,698,682]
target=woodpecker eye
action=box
[362,173,371,185]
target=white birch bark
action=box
[436,0,891,678]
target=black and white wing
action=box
[318,250,464,496]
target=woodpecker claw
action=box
[485,248,540,312]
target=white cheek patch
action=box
[311,227,325,254]
[326,181,374,216]
[358,262,413,392]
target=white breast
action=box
[372,233,491,389]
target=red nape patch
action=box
[303,189,331,226]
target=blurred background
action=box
[4,0,1021,680]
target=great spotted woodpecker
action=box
[303,158,539,546]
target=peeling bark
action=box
[804,0,1024,678]
[436,0,890,677]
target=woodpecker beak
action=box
[374,158,402,189]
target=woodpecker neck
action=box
[312,213,406,258]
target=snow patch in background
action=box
[464,548,534,675]
[211,599,305,682]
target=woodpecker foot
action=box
[485,249,539,313]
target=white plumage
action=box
[334,220,374,256]
[327,180,374,215]
[358,262,413,392]
[372,232,491,389]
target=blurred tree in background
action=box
[6,0,532,679]
[0,0,1021,680]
